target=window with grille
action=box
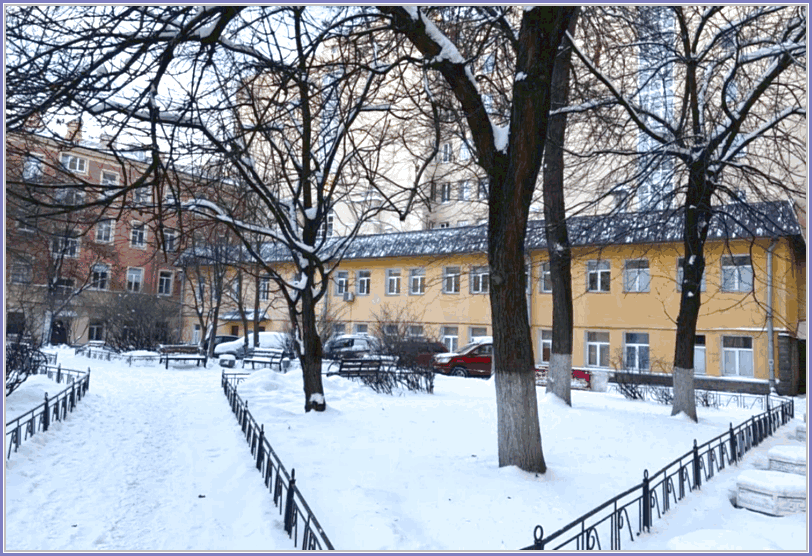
[587,260,611,292]
[721,255,753,292]
[624,260,650,293]
[409,268,425,295]
[443,267,460,294]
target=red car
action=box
[432,339,493,377]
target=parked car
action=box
[202,334,239,353]
[383,338,448,368]
[432,337,493,377]
[323,334,380,360]
[214,332,293,359]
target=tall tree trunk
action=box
[543,15,578,406]
[671,166,713,422]
[253,272,261,346]
[299,286,326,412]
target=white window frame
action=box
[459,140,471,161]
[100,170,119,186]
[133,186,151,205]
[722,336,754,377]
[624,259,650,293]
[90,263,110,291]
[586,331,611,368]
[539,261,552,293]
[677,257,706,292]
[130,221,146,248]
[127,267,144,293]
[317,212,334,240]
[162,228,177,252]
[386,269,401,296]
[60,153,88,174]
[88,321,104,342]
[469,326,488,343]
[721,255,753,292]
[470,266,490,294]
[539,329,552,365]
[409,268,425,295]
[442,326,459,352]
[158,270,173,296]
[259,276,271,301]
[587,260,611,292]
[52,234,79,258]
[335,271,349,295]
[96,219,114,243]
[356,270,371,296]
[623,332,650,371]
[443,266,460,294]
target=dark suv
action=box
[383,338,448,369]
[432,339,493,377]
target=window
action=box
[438,222,450,229]
[624,332,650,371]
[231,325,240,336]
[459,140,471,161]
[60,153,87,173]
[586,331,610,368]
[442,142,452,163]
[131,222,146,248]
[58,188,86,206]
[383,324,398,337]
[95,219,114,243]
[90,264,109,290]
[196,279,206,303]
[694,335,706,375]
[470,266,490,294]
[442,326,459,352]
[539,330,552,364]
[259,277,271,301]
[443,266,460,294]
[478,177,489,199]
[677,257,706,292]
[11,260,32,284]
[133,187,151,205]
[52,234,79,258]
[409,268,425,295]
[356,270,371,296]
[162,228,177,252]
[386,269,401,295]
[722,336,753,377]
[89,321,104,342]
[457,220,469,227]
[354,323,368,334]
[17,216,36,232]
[317,212,334,240]
[192,325,201,345]
[721,255,753,292]
[158,270,173,295]
[22,155,43,181]
[459,180,470,201]
[440,182,452,203]
[624,259,650,293]
[335,271,349,295]
[127,267,143,292]
[408,325,424,338]
[587,260,611,292]
[101,171,119,186]
[470,327,487,343]
[539,261,552,293]
[483,52,495,74]
[333,323,346,337]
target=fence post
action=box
[641,470,651,532]
[284,468,296,535]
[692,439,701,490]
[87,368,91,392]
[57,364,62,384]
[43,393,50,432]
[729,423,736,465]
[257,425,265,471]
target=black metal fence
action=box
[607,382,785,411]
[221,372,334,550]
[5,365,92,460]
[522,397,795,550]
[74,345,161,366]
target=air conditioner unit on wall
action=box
[343,291,355,302]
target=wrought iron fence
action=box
[607,382,785,411]
[522,397,795,550]
[221,372,334,550]
[74,345,161,366]
[6,366,91,460]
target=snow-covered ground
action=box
[4,347,808,551]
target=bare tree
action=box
[377,6,578,473]
[567,6,806,420]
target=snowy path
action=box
[5,362,291,551]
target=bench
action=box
[768,445,806,476]
[158,344,207,369]
[243,348,285,371]
[327,358,384,377]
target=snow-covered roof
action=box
[180,201,802,266]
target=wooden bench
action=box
[327,358,384,377]
[158,344,207,369]
[243,348,284,371]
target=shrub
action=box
[5,342,48,396]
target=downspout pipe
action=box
[766,239,778,395]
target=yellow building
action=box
[180,201,806,395]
